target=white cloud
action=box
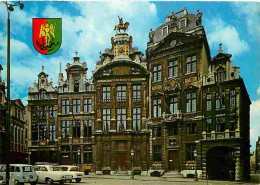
[250,92,260,152]
[205,17,249,57]
[234,2,260,42]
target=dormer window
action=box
[162,26,168,36]
[216,67,225,82]
[179,19,186,29]
[74,80,79,92]
[40,89,46,100]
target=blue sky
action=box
[0,1,259,151]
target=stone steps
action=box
[163,171,184,178]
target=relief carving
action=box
[165,78,181,91]
[152,84,162,91]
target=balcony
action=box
[202,128,240,140]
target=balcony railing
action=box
[202,129,240,140]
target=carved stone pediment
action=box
[165,78,181,91]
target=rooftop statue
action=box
[196,10,203,26]
[114,16,129,32]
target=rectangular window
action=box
[133,85,141,102]
[186,92,196,113]
[39,107,46,119]
[162,27,168,36]
[117,108,126,131]
[132,107,141,131]
[186,55,197,74]
[216,91,225,109]
[152,127,161,137]
[48,94,52,99]
[72,121,81,138]
[49,125,56,141]
[39,124,46,141]
[153,98,162,117]
[34,94,38,100]
[180,19,186,29]
[168,60,178,78]
[206,94,212,111]
[186,123,196,134]
[102,86,110,102]
[84,151,92,164]
[168,125,178,136]
[153,146,162,162]
[206,118,212,133]
[170,97,178,114]
[73,99,81,113]
[84,120,92,137]
[216,117,225,132]
[117,85,127,102]
[230,90,236,108]
[61,100,70,114]
[153,64,161,82]
[102,109,110,132]
[62,121,70,138]
[32,124,38,141]
[49,106,56,118]
[84,98,92,113]
[186,144,196,161]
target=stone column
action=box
[69,120,73,143]
[80,120,84,143]
[79,73,84,92]
[95,137,103,174]
[69,73,73,92]
[141,136,148,171]
[235,156,242,181]
[110,84,116,132]
[141,83,147,131]
[110,141,117,174]
[95,85,102,133]
[81,145,84,164]
[126,83,132,131]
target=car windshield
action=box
[0,166,5,172]
[69,167,79,171]
[52,167,62,171]
[23,166,33,172]
[61,167,68,171]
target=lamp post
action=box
[194,149,198,181]
[28,151,31,165]
[131,149,134,180]
[2,2,24,185]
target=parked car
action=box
[34,165,72,185]
[59,165,84,183]
[0,164,38,185]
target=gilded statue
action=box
[39,20,56,46]
[114,16,130,32]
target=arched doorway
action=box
[206,146,235,181]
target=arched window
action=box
[74,80,79,92]
[216,67,225,82]
[40,89,46,100]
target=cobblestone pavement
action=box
[67,174,260,185]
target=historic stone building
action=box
[26,8,250,181]
[10,99,28,163]
[92,28,150,175]
[146,7,250,181]
[256,137,260,173]
[27,58,94,171]
[0,64,6,164]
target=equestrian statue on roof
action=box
[114,16,129,32]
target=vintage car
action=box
[34,165,72,185]
[0,164,38,185]
[59,165,84,183]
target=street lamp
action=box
[2,2,24,185]
[131,149,134,180]
[194,149,198,181]
[28,151,31,165]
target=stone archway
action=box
[206,146,235,181]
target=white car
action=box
[0,164,38,185]
[59,165,84,183]
[34,165,72,185]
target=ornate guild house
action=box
[27,8,250,181]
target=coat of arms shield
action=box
[32,18,62,55]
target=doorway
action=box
[168,150,178,171]
[117,152,126,171]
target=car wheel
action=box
[75,179,81,183]
[47,178,53,185]
[59,180,65,185]
[14,180,20,185]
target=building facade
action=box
[256,137,260,173]
[26,8,250,181]
[27,59,95,171]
